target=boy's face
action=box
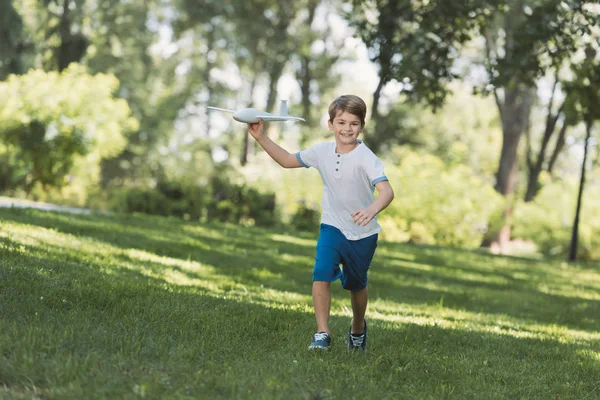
[328,111,362,147]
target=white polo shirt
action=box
[296,141,388,240]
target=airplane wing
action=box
[207,106,235,113]
[256,115,306,122]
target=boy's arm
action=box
[351,180,395,226]
[248,119,302,169]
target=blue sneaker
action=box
[308,332,331,350]
[348,320,367,351]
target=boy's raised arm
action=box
[248,119,302,169]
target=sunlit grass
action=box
[1,207,599,399]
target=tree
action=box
[0,0,27,78]
[292,0,344,129]
[521,1,599,202]
[84,0,177,187]
[347,0,502,152]
[523,72,567,202]
[346,0,598,250]
[20,0,91,72]
[176,0,340,165]
[8,0,174,188]
[0,65,138,192]
[564,47,600,262]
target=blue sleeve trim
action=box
[371,176,388,186]
[296,152,310,168]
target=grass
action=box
[1,207,600,399]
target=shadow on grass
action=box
[373,240,600,332]
[2,208,600,334]
[0,208,316,294]
[2,238,600,399]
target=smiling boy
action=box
[247,95,394,351]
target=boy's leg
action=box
[342,233,377,350]
[311,224,343,342]
[350,286,368,334]
[313,281,332,333]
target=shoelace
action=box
[350,333,364,347]
[314,332,329,342]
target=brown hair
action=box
[328,95,367,128]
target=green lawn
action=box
[1,207,599,399]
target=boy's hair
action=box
[328,95,367,128]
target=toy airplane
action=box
[207,100,306,124]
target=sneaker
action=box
[308,332,331,350]
[348,320,367,351]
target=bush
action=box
[206,176,277,227]
[379,149,503,247]
[157,181,206,220]
[512,180,600,261]
[108,180,208,220]
[111,187,171,216]
[290,202,321,232]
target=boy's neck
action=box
[335,140,360,154]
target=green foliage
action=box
[289,201,320,232]
[0,0,26,78]
[207,176,277,227]
[0,65,138,192]
[380,149,503,247]
[492,2,598,88]
[111,186,172,217]
[347,1,597,108]
[563,45,600,127]
[110,180,207,221]
[513,179,600,261]
[372,85,502,174]
[108,171,278,227]
[347,0,503,109]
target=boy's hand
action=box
[351,207,377,226]
[248,119,265,140]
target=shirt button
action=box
[335,168,339,171]
[337,154,340,157]
[336,161,340,164]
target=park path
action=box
[0,196,94,215]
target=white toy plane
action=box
[207,100,306,124]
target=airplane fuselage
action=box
[207,100,305,124]
[233,108,275,123]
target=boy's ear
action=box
[327,119,334,131]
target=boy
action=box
[247,95,394,351]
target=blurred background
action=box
[0,0,598,261]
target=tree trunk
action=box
[298,54,312,125]
[297,3,317,126]
[241,125,250,166]
[204,28,215,138]
[491,85,535,252]
[240,74,257,166]
[57,0,71,72]
[524,110,563,201]
[265,62,285,114]
[524,76,565,202]
[371,76,386,123]
[568,119,593,262]
[547,122,568,174]
[368,71,389,152]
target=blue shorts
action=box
[313,224,378,292]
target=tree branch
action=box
[545,71,559,131]
[547,122,568,174]
[525,117,533,171]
